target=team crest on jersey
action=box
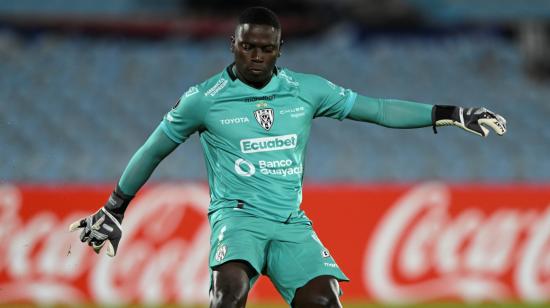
[254,108,274,130]
[215,244,227,262]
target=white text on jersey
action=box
[240,134,297,154]
[220,117,250,125]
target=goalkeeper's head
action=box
[231,7,283,88]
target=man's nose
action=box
[251,48,263,62]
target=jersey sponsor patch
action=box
[240,134,297,154]
[184,86,199,97]
[259,159,303,176]
[279,70,299,87]
[220,117,250,125]
[205,78,227,97]
[234,158,256,176]
[339,87,346,96]
[254,108,274,130]
[234,158,303,177]
[280,106,306,118]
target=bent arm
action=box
[118,124,179,195]
[346,95,433,128]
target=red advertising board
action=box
[1,182,550,305]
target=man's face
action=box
[231,24,281,87]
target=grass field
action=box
[3,302,550,308]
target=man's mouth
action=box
[249,67,265,74]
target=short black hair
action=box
[238,7,280,29]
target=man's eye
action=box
[242,44,251,50]
[263,47,275,53]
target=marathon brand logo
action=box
[244,95,275,102]
[324,262,338,268]
[240,134,297,154]
[184,86,199,97]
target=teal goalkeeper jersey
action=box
[161,65,357,222]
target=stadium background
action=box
[1,0,550,307]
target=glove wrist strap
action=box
[432,105,458,134]
[104,185,134,223]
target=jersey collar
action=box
[226,63,279,82]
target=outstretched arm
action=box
[347,95,506,137]
[69,124,178,256]
[347,95,433,128]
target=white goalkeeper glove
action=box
[69,186,133,257]
[432,105,507,137]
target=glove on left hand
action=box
[433,105,507,137]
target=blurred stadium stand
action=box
[0,0,549,183]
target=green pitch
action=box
[257,302,548,308]
[4,302,549,308]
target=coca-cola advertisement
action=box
[1,182,550,305]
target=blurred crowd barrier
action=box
[1,182,550,305]
[1,29,549,182]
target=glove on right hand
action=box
[69,186,132,257]
[69,207,122,257]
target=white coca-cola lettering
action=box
[364,182,550,304]
[0,185,21,273]
[3,183,550,304]
[518,207,550,301]
[0,184,211,305]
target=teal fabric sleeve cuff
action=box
[338,91,358,120]
[347,95,433,128]
[118,124,179,195]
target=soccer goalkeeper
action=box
[70,6,506,308]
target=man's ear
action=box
[230,35,235,52]
[278,39,284,57]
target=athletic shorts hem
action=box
[209,257,262,278]
[284,271,350,305]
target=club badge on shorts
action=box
[254,108,274,130]
[215,244,227,262]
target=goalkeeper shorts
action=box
[208,209,349,304]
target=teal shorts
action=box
[208,210,349,305]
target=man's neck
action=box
[232,65,272,89]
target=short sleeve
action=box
[161,86,207,144]
[309,76,357,120]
